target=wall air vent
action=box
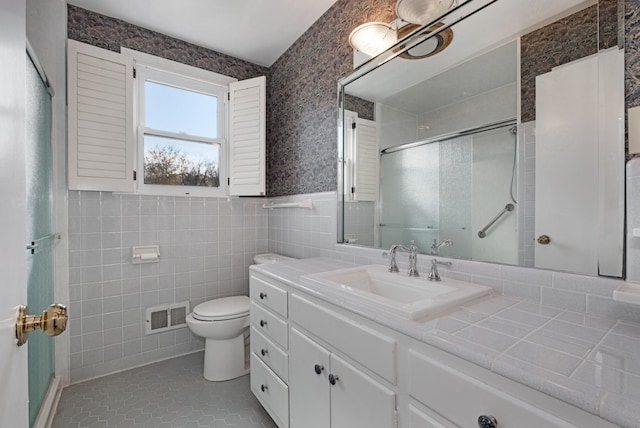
[145,301,190,335]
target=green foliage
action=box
[144,144,219,187]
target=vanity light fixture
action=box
[396,0,456,25]
[348,22,398,57]
[395,22,454,60]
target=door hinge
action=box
[133,171,137,181]
[352,122,356,129]
[227,177,230,186]
[133,68,137,78]
[228,92,230,101]
[351,186,356,194]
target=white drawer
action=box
[251,326,289,382]
[251,353,289,428]
[250,274,288,318]
[290,293,397,384]
[251,301,288,350]
[408,349,578,428]
[408,403,456,428]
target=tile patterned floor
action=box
[52,352,277,428]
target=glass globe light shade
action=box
[348,22,398,57]
[396,0,456,26]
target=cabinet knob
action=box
[259,320,267,327]
[314,364,324,375]
[477,415,498,428]
[259,292,267,300]
[260,384,268,392]
[261,348,268,357]
[328,373,339,385]
[537,234,551,245]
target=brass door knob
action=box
[537,234,551,245]
[16,303,68,347]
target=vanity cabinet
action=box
[249,273,290,428]
[249,267,617,428]
[289,327,396,428]
[399,345,619,428]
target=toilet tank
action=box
[253,253,295,264]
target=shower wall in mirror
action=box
[339,0,625,277]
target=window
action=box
[68,41,266,196]
[136,65,227,196]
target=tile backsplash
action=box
[69,189,640,383]
[68,191,267,382]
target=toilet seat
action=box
[192,296,250,321]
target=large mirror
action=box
[338,0,625,277]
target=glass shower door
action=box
[25,52,55,427]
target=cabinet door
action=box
[330,353,396,428]
[289,328,330,428]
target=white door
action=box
[289,328,330,428]
[0,0,30,426]
[535,55,599,275]
[330,353,396,428]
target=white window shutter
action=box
[67,40,135,192]
[353,118,379,202]
[228,76,266,196]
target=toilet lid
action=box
[192,296,250,321]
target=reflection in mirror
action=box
[339,0,624,278]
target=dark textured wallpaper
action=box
[626,0,640,109]
[266,0,396,196]
[68,0,640,195]
[67,5,268,82]
[520,6,598,123]
[67,2,394,197]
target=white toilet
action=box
[186,253,293,381]
[186,295,250,381]
[253,253,294,264]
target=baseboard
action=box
[33,375,63,428]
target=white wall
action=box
[418,83,517,139]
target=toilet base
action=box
[203,334,250,381]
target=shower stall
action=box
[379,121,519,265]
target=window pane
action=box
[144,135,220,187]
[145,81,218,138]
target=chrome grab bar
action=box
[26,233,61,254]
[477,204,514,238]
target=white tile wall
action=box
[270,191,640,325]
[69,176,640,383]
[68,191,268,383]
[627,158,640,283]
[520,121,536,267]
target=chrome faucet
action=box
[384,244,401,273]
[406,240,419,277]
[428,259,452,281]
[383,240,419,276]
[430,239,454,255]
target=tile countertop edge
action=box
[250,258,640,428]
[614,282,640,305]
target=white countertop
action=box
[251,258,640,428]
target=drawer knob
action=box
[478,415,498,428]
[261,384,268,392]
[261,348,268,357]
[259,320,267,327]
[259,292,267,300]
[314,364,324,375]
[328,374,339,385]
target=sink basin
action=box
[300,264,492,320]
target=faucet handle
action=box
[383,244,400,272]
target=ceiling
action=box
[66,0,340,67]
